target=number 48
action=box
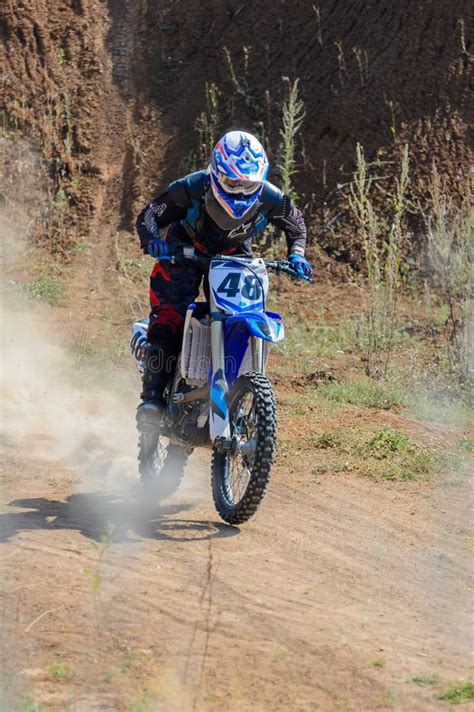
[216,272,262,301]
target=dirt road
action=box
[1,426,472,710]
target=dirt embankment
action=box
[1,0,472,260]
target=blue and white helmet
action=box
[210,131,269,220]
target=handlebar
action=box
[156,248,312,283]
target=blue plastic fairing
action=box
[226,311,284,343]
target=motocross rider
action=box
[135,130,312,430]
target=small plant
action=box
[271,652,286,664]
[318,377,405,410]
[312,5,323,46]
[294,424,441,482]
[51,46,65,76]
[223,46,254,111]
[118,648,141,673]
[24,260,66,306]
[83,521,115,630]
[349,143,410,378]
[129,690,150,712]
[334,40,346,84]
[48,663,74,680]
[424,167,473,391]
[458,18,468,56]
[411,674,440,685]
[277,77,306,200]
[438,680,474,704]
[353,47,369,86]
[368,428,411,459]
[371,658,385,668]
[18,702,45,712]
[195,82,221,166]
[386,99,398,138]
[457,435,474,452]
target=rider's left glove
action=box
[289,253,313,279]
[146,238,170,258]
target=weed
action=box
[313,461,351,475]
[271,652,286,664]
[277,77,305,201]
[458,18,468,56]
[18,702,45,712]
[334,40,346,84]
[51,47,65,76]
[129,696,150,712]
[349,143,410,378]
[200,692,218,702]
[424,167,473,389]
[411,674,440,685]
[312,5,323,46]
[48,663,74,680]
[386,99,397,138]
[438,680,474,704]
[24,261,66,306]
[195,82,221,166]
[83,522,115,631]
[367,428,411,459]
[72,240,87,254]
[312,431,345,449]
[129,691,150,712]
[318,377,405,410]
[223,46,255,114]
[67,339,95,360]
[353,47,369,86]
[371,658,385,668]
[457,436,474,453]
[292,425,440,482]
[118,648,141,673]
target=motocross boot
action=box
[136,343,177,432]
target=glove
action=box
[146,238,170,258]
[288,253,313,279]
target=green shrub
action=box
[318,377,405,410]
[438,680,474,704]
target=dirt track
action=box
[1,428,472,710]
[1,2,472,707]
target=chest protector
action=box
[173,171,283,253]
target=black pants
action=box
[141,223,246,402]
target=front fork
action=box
[209,317,265,443]
[209,318,231,442]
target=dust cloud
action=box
[0,141,140,491]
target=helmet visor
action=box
[218,174,262,195]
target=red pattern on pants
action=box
[147,258,207,351]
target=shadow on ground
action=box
[0,492,239,544]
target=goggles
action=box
[218,174,262,195]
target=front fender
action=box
[226,311,285,343]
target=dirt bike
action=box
[130,246,310,525]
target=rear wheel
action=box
[211,371,276,525]
[138,431,191,500]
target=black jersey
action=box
[136,171,307,257]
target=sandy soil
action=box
[1,419,472,711]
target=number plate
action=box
[210,259,269,313]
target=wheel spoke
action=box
[224,387,258,505]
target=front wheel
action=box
[211,371,277,525]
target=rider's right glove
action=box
[289,253,313,279]
[146,238,170,258]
